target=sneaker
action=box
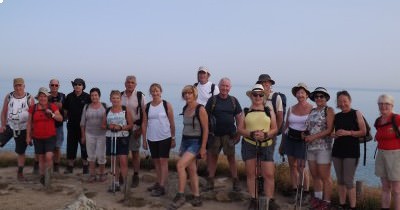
[17,172,26,181]
[268,198,281,210]
[64,166,73,174]
[107,183,121,193]
[336,204,347,210]
[147,182,160,192]
[82,164,89,174]
[203,177,214,192]
[39,175,45,186]
[248,198,257,210]
[33,162,39,175]
[131,174,139,188]
[169,193,186,209]
[191,195,202,207]
[151,186,165,197]
[232,178,241,192]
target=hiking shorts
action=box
[284,136,307,159]
[33,136,56,154]
[148,137,172,159]
[307,149,331,164]
[207,135,235,156]
[0,126,27,154]
[375,149,400,181]
[179,137,201,157]
[106,136,129,156]
[241,139,274,162]
[128,128,141,152]
[86,134,106,164]
[332,157,358,189]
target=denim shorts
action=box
[241,139,274,162]
[179,137,201,156]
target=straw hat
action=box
[246,84,265,97]
[291,82,310,96]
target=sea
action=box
[1,78,399,187]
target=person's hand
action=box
[304,135,313,143]
[171,138,176,148]
[335,129,348,137]
[142,141,148,150]
[26,137,32,146]
[199,147,206,159]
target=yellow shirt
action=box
[244,111,271,142]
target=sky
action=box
[0,1,399,90]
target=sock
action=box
[314,191,323,199]
[115,181,120,186]
[18,166,23,173]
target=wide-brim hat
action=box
[71,78,86,90]
[35,87,50,99]
[246,84,265,97]
[197,66,211,76]
[309,87,330,102]
[291,82,310,97]
[257,74,275,85]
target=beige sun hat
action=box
[246,84,265,97]
[291,82,310,96]
[35,87,50,99]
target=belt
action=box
[243,137,273,147]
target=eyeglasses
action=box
[252,92,264,97]
[50,84,59,87]
[74,83,83,86]
[314,94,325,99]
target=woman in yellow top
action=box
[238,84,278,210]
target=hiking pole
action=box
[110,131,117,194]
[256,140,268,210]
[298,144,308,210]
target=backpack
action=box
[374,113,400,138]
[31,103,52,124]
[351,110,373,166]
[145,100,168,118]
[121,91,144,126]
[194,82,216,96]
[180,104,204,129]
[106,105,131,135]
[207,95,237,136]
[270,92,286,135]
[84,102,108,111]
[244,107,271,118]
[8,92,32,106]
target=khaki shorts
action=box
[307,149,331,164]
[129,129,141,152]
[207,135,235,156]
[375,149,400,181]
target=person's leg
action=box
[176,152,196,193]
[342,158,358,208]
[332,157,346,205]
[86,134,96,177]
[129,134,141,187]
[45,151,53,173]
[308,160,322,199]
[318,163,332,201]
[97,135,107,180]
[53,126,64,172]
[187,158,200,196]
[381,178,392,209]
[245,159,256,198]
[392,181,400,210]
[288,156,298,190]
[207,136,221,178]
[262,161,275,198]
[78,129,88,173]
[15,130,27,178]
[65,128,78,172]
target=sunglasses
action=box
[252,92,265,97]
[50,84,59,87]
[73,83,83,86]
[314,94,325,99]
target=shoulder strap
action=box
[101,102,107,109]
[392,114,400,138]
[194,104,203,129]
[137,91,143,113]
[26,93,32,106]
[271,92,278,114]
[194,82,198,87]
[145,102,151,117]
[163,100,168,117]
[230,96,237,112]
[106,107,111,116]
[244,107,250,116]
[264,106,271,118]
[210,83,215,95]
[210,95,217,113]
[7,92,13,101]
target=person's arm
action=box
[124,109,134,131]
[141,106,148,150]
[79,105,87,144]
[305,107,335,142]
[233,112,243,142]
[26,105,33,146]
[266,109,278,139]
[279,107,291,155]
[0,95,9,133]
[167,102,176,148]
[198,106,208,159]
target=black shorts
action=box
[0,126,27,155]
[106,136,129,156]
[148,137,172,159]
[33,136,56,154]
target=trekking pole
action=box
[294,143,307,210]
[110,131,117,194]
[256,140,268,210]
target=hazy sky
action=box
[1,1,399,89]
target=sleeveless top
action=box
[288,108,308,131]
[332,109,360,158]
[182,111,201,138]
[243,111,271,142]
[147,102,171,141]
[106,109,129,137]
[81,104,107,137]
[306,107,333,151]
[7,92,30,130]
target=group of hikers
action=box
[0,67,399,210]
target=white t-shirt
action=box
[196,81,220,106]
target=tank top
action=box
[182,111,201,138]
[147,102,171,141]
[106,108,129,137]
[306,107,333,151]
[288,109,308,131]
[7,92,30,130]
[375,113,400,150]
[243,111,271,142]
[332,109,360,158]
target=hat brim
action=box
[309,91,330,102]
[35,92,50,99]
[198,70,210,76]
[246,90,265,98]
[292,87,310,97]
[257,79,275,85]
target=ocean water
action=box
[1,78,399,186]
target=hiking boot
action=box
[248,198,257,210]
[53,163,60,173]
[82,164,89,174]
[64,165,73,174]
[17,172,26,181]
[147,182,160,192]
[131,174,139,188]
[151,186,165,197]
[315,200,332,210]
[204,177,214,191]
[232,177,241,192]
[191,195,202,207]
[33,161,39,175]
[169,193,186,209]
[39,175,45,186]
[268,198,281,210]
[309,197,322,209]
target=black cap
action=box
[257,74,275,85]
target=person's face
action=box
[313,93,327,106]
[219,80,231,96]
[14,84,25,93]
[378,101,393,116]
[183,89,195,103]
[110,94,121,106]
[38,93,48,104]
[49,81,60,92]
[73,83,83,93]
[261,81,272,91]
[251,91,265,105]
[125,79,137,92]
[295,89,308,103]
[337,95,351,112]
[197,71,209,84]
[90,91,100,103]
[150,86,162,100]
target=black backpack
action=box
[244,107,271,118]
[180,104,204,129]
[271,92,286,135]
[121,91,144,126]
[145,100,168,118]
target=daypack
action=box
[194,82,216,96]
[244,106,271,118]
[207,95,237,136]
[145,100,168,118]
[84,102,108,111]
[270,92,286,135]
[121,91,144,126]
[180,104,204,130]
[374,113,400,138]
[351,110,373,166]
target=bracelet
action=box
[171,136,176,140]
